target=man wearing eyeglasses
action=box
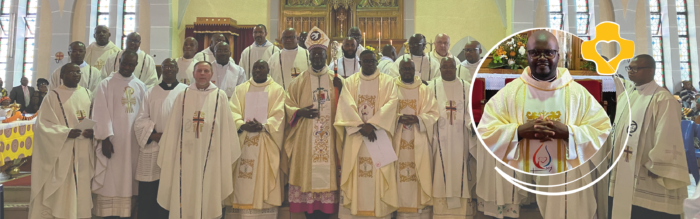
[477,30,611,219]
[460,40,482,82]
[607,54,688,219]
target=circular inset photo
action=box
[471,29,614,175]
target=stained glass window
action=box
[0,0,11,79]
[121,0,137,49]
[23,0,37,84]
[575,0,591,40]
[677,0,691,82]
[549,0,564,30]
[650,0,665,86]
[97,0,110,27]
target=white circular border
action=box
[467,27,633,196]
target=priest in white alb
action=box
[460,40,482,82]
[335,50,399,219]
[429,34,460,67]
[608,54,689,219]
[85,25,121,71]
[393,57,439,219]
[377,44,397,74]
[175,37,198,85]
[194,33,227,63]
[157,61,240,219]
[328,37,360,79]
[284,27,343,219]
[429,58,481,219]
[335,27,365,60]
[29,63,95,219]
[227,60,286,219]
[387,34,440,84]
[100,32,159,88]
[476,30,611,219]
[211,41,246,98]
[267,28,310,89]
[133,58,188,219]
[49,41,102,92]
[240,24,278,78]
[92,51,148,218]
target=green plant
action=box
[488,33,528,70]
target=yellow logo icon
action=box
[581,22,635,75]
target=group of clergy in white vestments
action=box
[26,23,690,219]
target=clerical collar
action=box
[255,40,269,47]
[635,81,658,94]
[530,72,557,82]
[159,81,180,90]
[189,82,217,91]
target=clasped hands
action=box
[398,115,419,126]
[240,119,263,133]
[68,129,94,139]
[517,117,568,142]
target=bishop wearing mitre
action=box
[227,59,286,219]
[285,27,344,218]
[157,61,240,219]
[335,49,399,219]
[477,30,611,219]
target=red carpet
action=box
[2,174,30,186]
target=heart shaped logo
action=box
[581,22,635,74]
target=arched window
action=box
[549,0,564,30]
[0,0,12,78]
[121,0,136,49]
[676,0,691,82]
[97,0,110,27]
[23,0,37,84]
[650,0,665,86]
[576,0,590,40]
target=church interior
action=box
[0,0,698,218]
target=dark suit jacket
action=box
[9,86,35,112]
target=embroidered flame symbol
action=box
[533,143,552,169]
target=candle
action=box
[363,32,366,46]
[378,32,381,49]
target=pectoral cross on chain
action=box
[623,146,633,162]
[121,87,136,113]
[446,101,457,125]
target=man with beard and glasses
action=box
[240,24,277,78]
[335,27,365,60]
[328,37,360,79]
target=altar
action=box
[0,118,36,166]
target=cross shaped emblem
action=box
[446,101,457,125]
[291,68,301,78]
[665,145,682,159]
[623,146,633,162]
[193,111,205,138]
[121,87,136,113]
[76,110,86,122]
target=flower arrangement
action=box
[364,45,382,62]
[488,33,528,70]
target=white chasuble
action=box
[460,60,479,83]
[334,70,399,219]
[267,48,310,89]
[477,67,612,219]
[133,83,188,182]
[85,41,121,71]
[212,61,247,99]
[157,83,240,219]
[176,57,196,85]
[228,76,286,215]
[92,72,147,217]
[428,78,476,219]
[377,57,394,75]
[49,62,102,92]
[101,50,159,88]
[609,81,689,215]
[284,67,342,193]
[393,76,438,218]
[329,56,360,79]
[30,86,94,219]
[239,41,277,78]
[475,143,527,219]
[387,55,440,82]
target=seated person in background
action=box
[27,78,48,114]
[675,80,697,108]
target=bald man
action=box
[240,24,278,79]
[85,25,121,71]
[49,41,102,92]
[460,40,482,82]
[429,34,460,67]
[378,44,397,74]
[608,54,688,219]
[388,34,441,84]
[267,28,310,89]
[477,30,611,219]
[336,27,365,59]
[100,32,159,88]
[194,33,227,63]
[173,37,198,85]
[328,37,361,78]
